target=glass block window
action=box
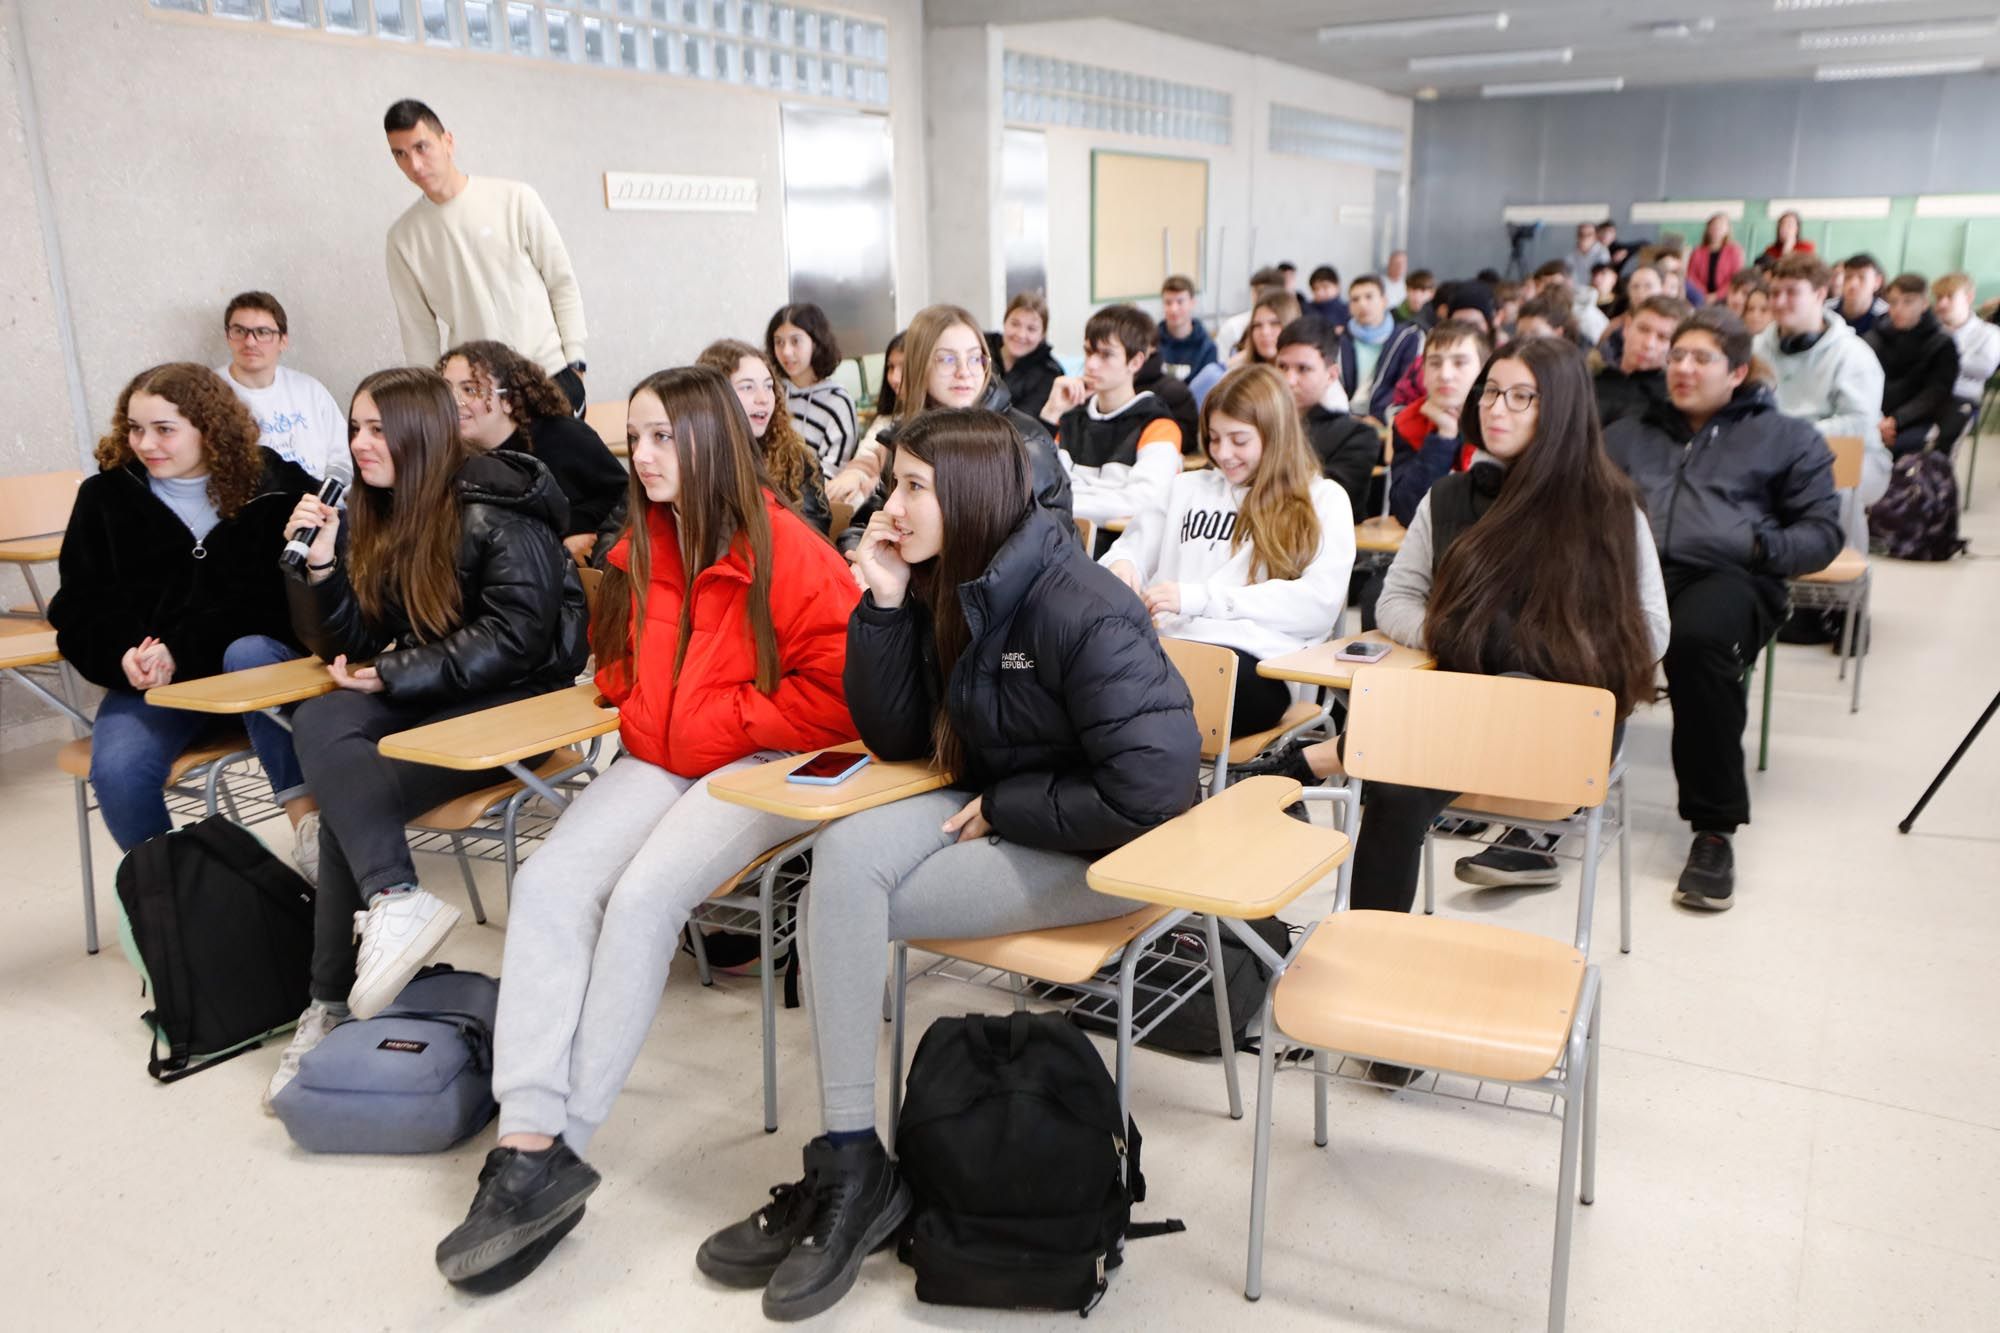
[145,0,890,106]
[1002,50,1230,147]
[1268,104,1406,172]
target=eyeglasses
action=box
[1666,347,1726,368]
[226,324,282,344]
[932,351,988,374]
[1478,382,1540,413]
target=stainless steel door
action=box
[1001,128,1049,301]
[780,106,897,356]
[1374,168,1406,268]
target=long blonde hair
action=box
[1200,364,1322,581]
[897,304,990,425]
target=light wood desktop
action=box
[0,630,60,671]
[146,656,338,715]
[377,682,619,770]
[0,535,62,564]
[709,741,952,820]
[1257,631,1434,692]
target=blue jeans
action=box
[89,635,309,851]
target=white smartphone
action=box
[784,751,873,786]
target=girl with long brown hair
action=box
[1238,337,1669,912]
[268,366,588,1108]
[48,362,319,860]
[701,408,1199,1321]
[1228,289,1304,368]
[435,365,858,1293]
[694,338,832,532]
[1103,363,1355,735]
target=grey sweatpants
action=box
[491,752,811,1150]
[802,788,1136,1134]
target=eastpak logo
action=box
[1001,652,1035,670]
[377,1038,429,1054]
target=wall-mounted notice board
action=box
[1091,150,1210,303]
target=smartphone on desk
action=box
[1334,640,1393,664]
[785,751,873,786]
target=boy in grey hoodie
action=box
[1754,253,1886,549]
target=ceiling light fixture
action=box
[1800,21,1997,49]
[1815,57,1985,79]
[1776,0,1922,11]
[1647,18,1718,40]
[1409,46,1573,73]
[1481,76,1627,98]
[1318,12,1510,43]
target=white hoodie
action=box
[1100,468,1356,662]
[1754,309,1889,543]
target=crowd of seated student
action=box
[1227,290,1303,371]
[1276,316,1379,520]
[1341,275,1425,422]
[987,291,1065,422]
[1040,304,1184,525]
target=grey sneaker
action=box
[1674,833,1735,911]
[291,812,321,887]
[263,1001,341,1113]
[1455,827,1562,888]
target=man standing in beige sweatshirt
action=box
[382,99,590,413]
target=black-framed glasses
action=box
[1478,382,1540,413]
[226,324,282,344]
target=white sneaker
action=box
[263,1001,341,1115]
[291,812,321,887]
[348,888,461,1020]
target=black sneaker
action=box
[1365,1061,1423,1087]
[435,1140,602,1283]
[760,1134,912,1322]
[1674,833,1736,911]
[1455,827,1562,888]
[450,1205,587,1295]
[696,1174,821,1289]
[1229,738,1317,785]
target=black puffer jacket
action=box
[1605,383,1842,577]
[987,331,1065,421]
[845,504,1201,855]
[839,383,1074,551]
[1134,351,1200,456]
[1865,310,1960,432]
[287,451,589,702]
[51,449,314,690]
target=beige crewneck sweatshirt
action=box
[385,175,587,375]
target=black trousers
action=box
[1228,647,1296,738]
[292,686,543,1002]
[1661,562,1787,834]
[554,366,586,416]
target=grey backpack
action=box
[272,965,498,1154]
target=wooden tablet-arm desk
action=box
[376,682,621,812]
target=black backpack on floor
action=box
[1869,448,1966,561]
[115,816,316,1082]
[894,1011,1183,1315]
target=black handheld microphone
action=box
[282,474,349,571]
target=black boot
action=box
[761,1135,911,1322]
[1674,832,1736,912]
[1229,738,1318,785]
[435,1140,601,1284]
[695,1172,821,1289]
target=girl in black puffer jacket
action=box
[699,408,1199,1321]
[267,367,587,1110]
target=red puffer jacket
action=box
[596,492,860,777]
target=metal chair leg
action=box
[886,942,909,1157]
[1581,991,1601,1207]
[1422,829,1436,915]
[1203,914,1243,1119]
[1850,580,1868,714]
[758,856,780,1134]
[1008,973,1028,1012]
[686,925,714,986]
[1244,996,1282,1302]
[74,777,98,955]
[1757,640,1775,772]
[1312,1048,1329,1147]
[1616,775,1632,956]
[1548,1020,1589,1333]
[447,834,487,925]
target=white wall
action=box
[995,19,1411,354]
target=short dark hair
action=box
[383,99,446,135]
[223,290,287,337]
[1407,269,1436,291]
[1598,219,1617,233]
[1275,315,1340,365]
[1348,274,1384,296]
[765,302,842,381]
[1083,304,1156,360]
[1476,268,1503,285]
[1636,295,1694,325]
[1675,306,1754,371]
[1886,272,1928,298]
[1769,252,1833,291]
[1532,259,1569,282]
[1425,319,1492,361]
[1161,273,1196,297]
[1591,262,1620,279]
[1249,265,1284,288]
[1309,265,1339,287]
[1843,253,1882,279]
[1276,261,1297,275]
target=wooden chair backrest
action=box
[828,499,856,538]
[1825,435,1865,491]
[0,470,83,541]
[1160,636,1237,763]
[1343,668,1616,810]
[577,565,604,617]
[584,400,627,450]
[1073,516,1095,550]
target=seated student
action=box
[1590,261,1621,312]
[49,363,318,870]
[1758,210,1814,270]
[1305,264,1350,331]
[1866,273,1960,457]
[1392,268,1436,325]
[828,333,904,508]
[1653,247,1705,308]
[266,367,588,1106]
[1157,273,1221,382]
[1216,266,1284,353]
[434,366,861,1291]
[1134,343,1204,452]
[1276,260,1299,295]
[1687,213,1744,302]
[1275,315,1378,518]
[1755,252,1888,548]
[440,341,628,562]
[1598,263,1667,366]
[700,408,1200,1319]
[1227,290,1303,368]
[767,302,858,480]
[1041,303,1184,524]
[1515,292,1582,346]
[1595,295,1691,428]
[1607,309,1842,910]
[987,292,1064,420]
[1238,338,1669,914]
[214,290,344,481]
[1720,269,1760,320]
[1599,220,1633,274]
[1387,320,1491,525]
[1103,363,1355,735]
[1934,271,2000,448]
[1340,275,1424,422]
[1833,253,1888,338]
[1388,281,1498,415]
[1740,279,1775,338]
[1564,221,1611,290]
[1493,280,1524,344]
[1380,250,1410,309]
[693,340,833,533]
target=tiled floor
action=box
[4,458,1997,1332]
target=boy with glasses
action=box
[214,290,344,481]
